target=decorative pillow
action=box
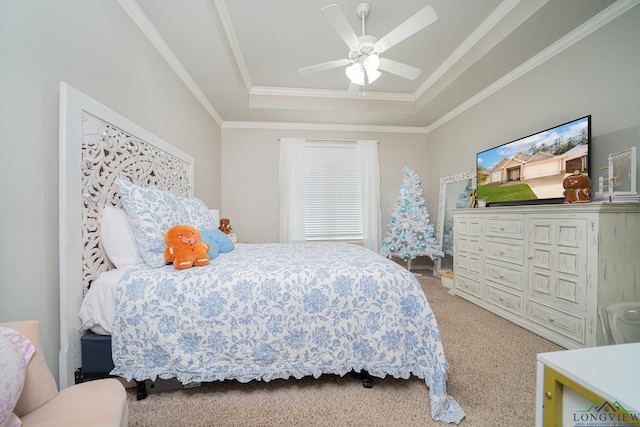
[177,194,218,231]
[116,179,184,268]
[117,179,221,268]
[199,230,220,259]
[200,228,235,255]
[99,206,143,268]
[0,328,35,427]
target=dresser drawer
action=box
[485,240,524,265]
[456,218,483,237]
[486,219,524,239]
[455,237,482,256]
[485,262,523,291]
[528,300,585,344]
[456,252,483,275]
[485,284,522,316]
[454,274,482,299]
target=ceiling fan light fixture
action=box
[300,3,436,94]
[346,63,365,86]
[364,54,381,83]
[366,67,381,84]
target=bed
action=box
[59,82,464,423]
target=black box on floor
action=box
[80,332,115,373]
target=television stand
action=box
[452,202,640,349]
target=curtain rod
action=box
[277,138,379,143]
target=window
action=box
[279,138,380,251]
[304,143,362,241]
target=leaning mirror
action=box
[433,170,476,282]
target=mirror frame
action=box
[433,170,476,277]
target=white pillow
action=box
[100,207,143,268]
[0,328,35,427]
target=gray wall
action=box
[0,1,221,384]
[220,128,429,243]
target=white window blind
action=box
[304,143,363,240]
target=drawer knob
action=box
[547,316,555,323]
[499,273,504,278]
[545,392,552,400]
[499,250,505,255]
[499,296,504,302]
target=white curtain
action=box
[278,138,305,243]
[358,140,381,252]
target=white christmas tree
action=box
[380,166,443,263]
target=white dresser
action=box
[452,203,640,349]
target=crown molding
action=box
[117,0,224,126]
[213,0,252,92]
[119,0,638,134]
[424,0,640,134]
[416,0,524,99]
[221,121,429,134]
[249,86,415,102]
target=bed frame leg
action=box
[136,380,148,400]
[350,369,373,388]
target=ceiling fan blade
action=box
[376,6,437,53]
[298,58,349,76]
[321,4,360,48]
[378,58,423,80]
[347,82,360,96]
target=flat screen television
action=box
[476,115,591,206]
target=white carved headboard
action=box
[59,82,194,388]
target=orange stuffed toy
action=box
[219,218,233,234]
[164,225,211,270]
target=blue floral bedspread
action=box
[110,243,464,423]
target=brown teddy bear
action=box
[219,218,233,234]
[164,225,211,270]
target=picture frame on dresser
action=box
[433,170,476,280]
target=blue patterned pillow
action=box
[177,194,218,231]
[116,179,184,268]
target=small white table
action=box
[536,343,640,426]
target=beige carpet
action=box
[125,276,563,426]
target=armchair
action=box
[0,320,128,426]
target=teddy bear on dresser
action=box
[164,225,211,270]
[219,218,233,234]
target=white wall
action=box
[220,128,430,244]
[0,0,221,383]
[423,6,640,215]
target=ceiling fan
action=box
[298,2,437,95]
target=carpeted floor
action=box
[125,276,563,426]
